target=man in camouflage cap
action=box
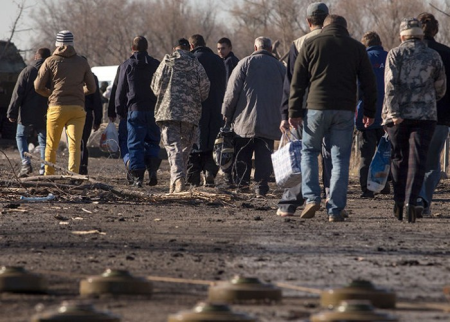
[151,38,210,193]
[382,18,446,223]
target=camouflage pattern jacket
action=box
[151,49,210,126]
[382,39,446,124]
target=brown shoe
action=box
[329,214,345,222]
[301,202,320,218]
[276,209,294,217]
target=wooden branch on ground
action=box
[19,153,235,203]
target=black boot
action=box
[130,169,145,188]
[406,204,416,223]
[393,202,404,221]
[146,157,161,186]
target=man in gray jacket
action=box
[222,37,286,196]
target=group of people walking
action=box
[7,2,449,225]
[279,3,448,224]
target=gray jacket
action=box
[222,50,286,140]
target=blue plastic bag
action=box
[367,133,391,193]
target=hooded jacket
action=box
[151,49,210,126]
[115,51,160,117]
[34,45,96,107]
[8,59,48,129]
[222,50,286,141]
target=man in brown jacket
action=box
[34,30,96,175]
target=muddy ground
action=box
[0,146,449,322]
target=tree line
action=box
[25,0,450,66]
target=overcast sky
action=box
[0,0,39,52]
[0,0,228,56]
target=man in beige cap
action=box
[382,18,446,223]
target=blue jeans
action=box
[419,125,449,211]
[118,117,129,165]
[301,110,354,216]
[16,124,45,169]
[127,111,160,171]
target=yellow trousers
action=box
[45,105,86,175]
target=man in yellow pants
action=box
[34,30,97,175]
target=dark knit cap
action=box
[176,38,190,48]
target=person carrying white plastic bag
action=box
[271,132,302,188]
[99,121,119,153]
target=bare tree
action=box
[0,0,27,60]
[29,0,225,65]
[335,0,429,50]
[226,0,327,59]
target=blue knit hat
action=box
[55,30,74,47]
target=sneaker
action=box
[329,213,345,222]
[301,202,320,218]
[276,209,294,217]
[19,164,32,178]
[39,168,45,175]
[360,190,374,198]
[415,198,424,219]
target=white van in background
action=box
[91,65,119,86]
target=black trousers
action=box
[234,137,273,194]
[386,120,436,205]
[358,128,385,192]
[187,151,219,186]
[80,110,93,174]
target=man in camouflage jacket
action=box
[151,38,210,193]
[382,18,446,223]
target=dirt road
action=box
[0,149,449,321]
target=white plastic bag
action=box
[99,122,119,153]
[367,133,391,193]
[271,133,302,188]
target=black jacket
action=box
[223,51,239,82]
[85,74,103,127]
[116,52,160,117]
[191,46,227,152]
[424,36,450,126]
[107,66,120,118]
[7,59,48,129]
[289,25,377,119]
